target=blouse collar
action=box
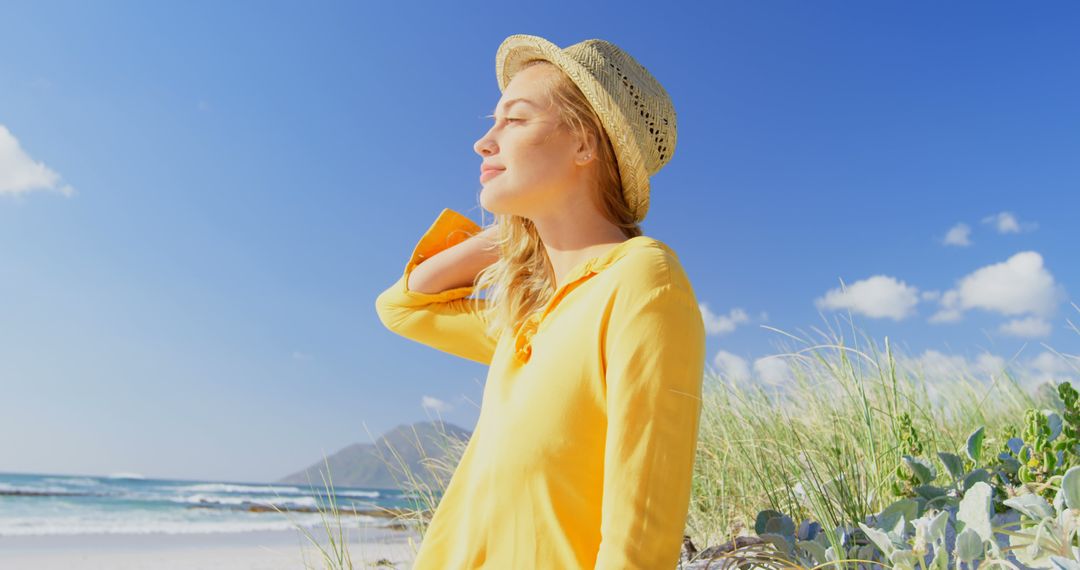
[512,235,666,365]
[556,235,660,291]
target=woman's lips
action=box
[480,168,505,182]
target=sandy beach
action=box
[0,525,421,570]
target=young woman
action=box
[375,34,706,570]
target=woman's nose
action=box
[474,135,496,156]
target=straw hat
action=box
[495,34,677,223]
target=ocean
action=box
[0,471,421,536]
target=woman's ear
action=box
[576,132,598,166]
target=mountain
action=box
[276,420,472,491]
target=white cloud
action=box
[421,396,452,412]
[699,303,750,335]
[712,350,751,383]
[0,124,75,197]
[753,356,794,386]
[899,349,1077,396]
[709,351,797,387]
[1030,351,1074,377]
[990,212,1020,233]
[929,290,963,323]
[943,223,972,247]
[982,211,1037,234]
[882,349,993,405]
[815,275,921,321]
[1022,351,1079,388]
[908,349,970,380]
[999,316,1053,338]
[974,353,1008,377]
[902,349,1008,383]
[930,251,1065,323]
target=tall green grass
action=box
[687,305,1078,559]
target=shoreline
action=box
[0,525,421,569]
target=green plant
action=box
[1056,382,1080,466]
[891,412,929,498]
[267,454,358,569]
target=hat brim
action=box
[494,34,650,222]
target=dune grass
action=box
[689,327,1032,554]
[271,421,468,569]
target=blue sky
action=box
[1,1,1077,483]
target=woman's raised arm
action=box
[374,208,502,366]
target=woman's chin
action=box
[479,188,511,215]
[480,183,542,217]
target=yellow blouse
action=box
[375,208,706,569]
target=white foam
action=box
[335,490,380,499]
[177,483,304,495]
[0,513,384,536]
[42,477,99,487]
[171,494,319,509]
[0,483,77,494]
[0,474,395,538]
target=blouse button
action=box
[514,319,538,363]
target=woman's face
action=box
[474,65,588,218]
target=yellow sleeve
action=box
[374,208,499,366]
[594,283,706,570]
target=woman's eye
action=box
[484,115,522,125]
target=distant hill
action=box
[276,420,472,491]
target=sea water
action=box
[0,471,420,536]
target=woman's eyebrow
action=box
[493,98,537,114]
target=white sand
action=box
[0,526,420,570]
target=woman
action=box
[375,34,706,570]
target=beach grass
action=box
[288,303,1080,569]
[683,304,1079,564]
[271,421,468,569]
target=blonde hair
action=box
[471,59,643,342]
